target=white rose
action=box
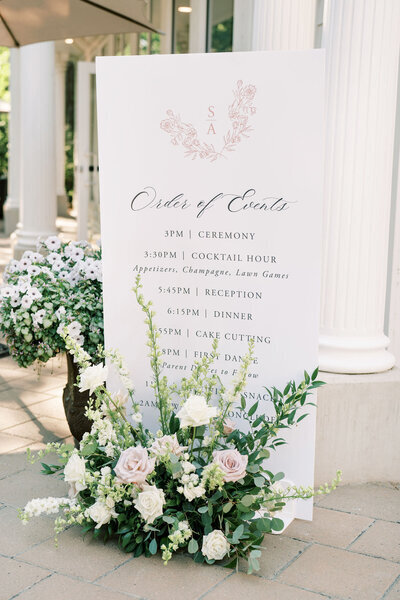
[202,530,230,561]
[133,484,165,524]
[64,453,87,496]
[79,363,108,395]
[86,500,117,529]
[176,395,218,428]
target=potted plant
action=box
[0,236,103,440]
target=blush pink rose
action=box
[114,446,155,486]
[223,418,236,435]
[213,449,248,483]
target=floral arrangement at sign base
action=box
[0,236,104,440]
[20,278,341,574]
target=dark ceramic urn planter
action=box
[62,352,92,443]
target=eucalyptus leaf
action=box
[188,538,199,554]
[149,538,158,555]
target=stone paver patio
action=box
[0,353,399,600]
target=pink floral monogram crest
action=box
[160,80,256,162]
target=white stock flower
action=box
[79,363,108,395]
[23,497,75,519]
[202,530,230,561]
[64,453,87,496]
[181,461,196,474]
[132,412,142,424]
[182,483,206,502]
[44,236,61,251]
[86,500,117,529]
[176,395,218,428]
[133,484,165,524]
[111,390,128,409]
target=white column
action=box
[55,52,69,217]
[55,54,67,198]
[189,0,207,54]
[3,49,21,236]
[233,0,254,52]
[252,0,317,50]
[158,0,172,55]
[13,42,57,258]
[320,0,400,373]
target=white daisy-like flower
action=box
[1,286,13,298]
[44,236,61,251]
[52,260,64,272]
[57,322,65,336]
[55,306,66,320]
[70,247,84,262]
[19,257,32,270]
[67,320,82,338]
[27,287,42,300]
[6,259,20,274]
[32,252,44,263]
[18,282,30,293]
[21,295,33,309]
[22,251,35,261]
[58,271,69,280]
[33,308,46,324]
[63,243,75,258]
[68,273,81,286]
[27,265,42,277]
[46,252,60,265]
[75,334,85,346]
[83,265,98,280]
[10,297,21,308]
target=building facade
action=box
[2,2,400,480]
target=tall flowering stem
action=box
[133,276,170,433]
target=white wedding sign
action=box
[96,50,324,520]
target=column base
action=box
[12,226,57,259]
[3,203,19,236]
[319,334,396,374]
